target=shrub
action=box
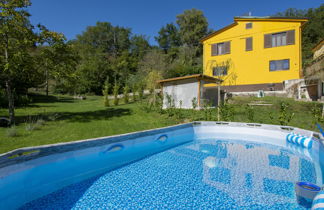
[245,104,255,122]
[113,82,120,106]
[138,85,144,100]
[202,102,213,121]
[123,85,130,104]
[278,102,294,125]
[102,77,110,107]
[219,102,235,121]
[191,97,198,110]
[132,85,137,102]
[311,104,324,124]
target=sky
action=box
[28,0,321,45]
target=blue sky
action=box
[28,0,321,45]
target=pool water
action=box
[20,139,318,209]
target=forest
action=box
[0,0,323,125]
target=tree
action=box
[0,1,44,125]
[274,4,324,66]
[73,22,134,94]
[155,23,181,52]
[176,9,208,48]
[37,29,78,96]
[138,49,168,78]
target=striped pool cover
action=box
[286,133,313,149]
[312,191,324,210]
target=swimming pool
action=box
[0,122,323,209]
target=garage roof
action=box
[158,74,223,84]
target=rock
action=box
[0,117,10,127]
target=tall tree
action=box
[176,9,208,48]
[73,22,133,94]
[37,28,78,96]
[155,23,181,52]
[0,0,38,125]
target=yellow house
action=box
[201,16,308,92]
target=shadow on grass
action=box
[29,93,75,104]
[14,107,132,125]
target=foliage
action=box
[191,97,198,110]
[311,104,324,124]
[245,104,255,122]
[0,0,76,125]
[155,23,181,52]
[202,101,213,121]
[219,102,235,121]
[113,82,120,106]
[102,77,110,107]
[278,102,295,125]
[176,9,208,48]
[123,84,130,104]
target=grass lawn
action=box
[0,94,176,154]
[0,94,323,154]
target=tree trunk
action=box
[5,80,15,126]
[4,37,15,125]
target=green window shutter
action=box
[264,34,272,48]
[211,44,217,56]
[246,37,253,51]
[224,41,231,54]
[287,30,295,45]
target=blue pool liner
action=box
[286,133,313,149]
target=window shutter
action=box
[246,37,253,51]
[246,23,252,29]
[287,30,295,45]
[224,41,231,54]
[264,34,272,48]
[211,44,217,56]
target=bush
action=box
[123,85,130,104]
[311,104,324,124]
[245,104,255,122]
[219,103,235,121]
[113,82,119,106]
[191,97,198,110]
[138,85,144,100]
[132,85,137,102]
[102,77,110,107]
[278,102,294,125]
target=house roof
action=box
[234,16,308,21]
[200,16,308,42]
[158,74,223,84]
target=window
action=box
[211,41,231,56]
[264,30,295,48]
[269,59,290,71]
[246,23,253,29]
[272,32,287,47]
[213,66,228,76]
[246,37,253,51]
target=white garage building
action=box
[158,74,223,109]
